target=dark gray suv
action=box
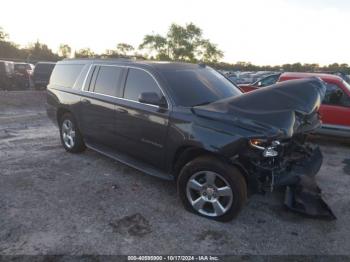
[46,59,334,221]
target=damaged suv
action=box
[47,59,334,221]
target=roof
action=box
[280,72,343,82]
[59,59,202,71]
[36,61,57,64]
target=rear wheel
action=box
[178,156,247,222]
[59,113,86,153]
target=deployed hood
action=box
[192,78,326,138]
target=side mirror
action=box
[139,92,167,107]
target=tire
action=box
[177,156,247,222]
[59,113,86,153]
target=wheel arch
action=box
[172,145,250,187]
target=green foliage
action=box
[139,34,169,60]
[0,27,9,41]
[59,44,72,58]
[25,41,60,61]
[74,48,95,58]
[139,23,223,63]
[116,43,134,56]
[0,24,349,75]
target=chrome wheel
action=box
[61,119,76,149]
[186,171,233,217]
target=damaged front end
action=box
[193,77,335,219]
[241,134,336,220]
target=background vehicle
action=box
[14,62,34,89]
[278,72,350,137]
[47,60,333,221]
[33,62,56,89]
[0,60,15,90]
[238,73,281,92]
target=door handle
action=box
[116,108,128,114]
[81,99,91,104]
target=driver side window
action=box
[124,68,162,102]
[323,82,350,107]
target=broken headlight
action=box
[249,139,280,157]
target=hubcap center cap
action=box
[202,186,217,200]
[206,187,215,197]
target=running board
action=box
[86,142,174,181]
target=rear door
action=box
[79,65,125,148]
[114,67,170,169]
[319,81,350,132]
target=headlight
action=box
[249,138,280,157]
[249,139,268,150]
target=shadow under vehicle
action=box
[46,59,335,221]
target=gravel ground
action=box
[0,91,350,255]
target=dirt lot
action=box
[1,91,350,255]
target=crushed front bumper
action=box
[242,141,336,220]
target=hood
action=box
[192,78,326,138]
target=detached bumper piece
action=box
[284,177,336,220]
[282,147,336,220]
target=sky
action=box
[0,0,349,65]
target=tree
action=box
[196,39,223,63]
[74,48,95,58]
[0,27,9,41]
[139,22,223,63]
[26,41,60,61]
[139,34,169,60]
[116,43,134,56]
[59,44,72,58]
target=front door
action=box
[115,67,170,169]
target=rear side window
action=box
[35,63,56,73]
[124,68,162,101]
[92,66,123,96]
[50,64,84,88]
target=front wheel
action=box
[178,156,247,222]
[59,113,86,153]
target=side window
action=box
[323,82,350,107]
[124,68,162,101]
[50,64,84,88]
[92,66,123,96]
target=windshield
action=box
[162,67,242,107]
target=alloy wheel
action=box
[186,171,234,217]
[61,119,76,149]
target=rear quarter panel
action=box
[46,87,82,127]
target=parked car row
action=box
[0,60,56,90]
[225,71,280,85]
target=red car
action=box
[279,73,350,137]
